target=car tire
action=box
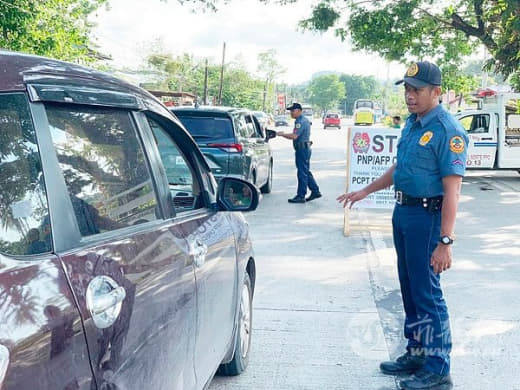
[260,162,273,194]
[218,272,253,376]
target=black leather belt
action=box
[294,141,312,150]
[395,190,443,211]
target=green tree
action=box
[0,0,108,62]
[307,74,346,112]
[257,49,286,111]
[144,50,268,109]
[339,74,380,115]
[295,0,520,90]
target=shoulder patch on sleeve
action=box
[296,123,301,129]
[449,136,465,154]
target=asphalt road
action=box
[210,120,520,390]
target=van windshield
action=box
[356,101,374,109]
[176,116,234,140]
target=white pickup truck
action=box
[455,91,520,171]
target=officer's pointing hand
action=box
[337,189,369,209]
[430,244,452,274]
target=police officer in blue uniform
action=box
[338,62,468,390]
[277,103,322,203]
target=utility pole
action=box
[218,42,226,106]
[203,59,209,105]
[262,79,268,111]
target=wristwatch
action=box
[440,235,454,245]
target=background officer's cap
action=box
[286,102,303,111]
[395,61,442,88]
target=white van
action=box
[455,91,520,170]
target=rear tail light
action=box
[207,143,243,153]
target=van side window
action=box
[147,118,204,213]
[234,115,249,138]
[244,115,257,138]
[460,114,490,134]
[46,105,159,237]
[0,93,53,256]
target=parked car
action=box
[0,50,259,390]
[323,112,341,129]
[274,115,290,127]
[172,106,274,193]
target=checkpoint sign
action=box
[347,126,401,209]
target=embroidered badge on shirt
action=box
[452,159,464,166]
[295,123,301,129]
[449,136,465,153]
[419,131,433,146]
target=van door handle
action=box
[481,137,493,140]
[86,276,126,329]
[189,239,208,268]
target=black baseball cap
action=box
[395,61,442,88]
[286,102,303,111]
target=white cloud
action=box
[91,0,405,84]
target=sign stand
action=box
[343,126,400,236]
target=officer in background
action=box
[337,61,468,390]
[392,115,402,128]
[277,103,322,203]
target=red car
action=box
[323,113,341,129]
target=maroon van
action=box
[0,50,258,390]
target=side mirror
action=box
[217,177,259,212]
[265,129,277,142]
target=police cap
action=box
[286,102,303,111]
[395,61,442,88]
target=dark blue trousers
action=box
[295,148,319,198]
[392,204,452,375]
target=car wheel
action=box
[260,162,273,194]
[218,272,253,376]
[323,126,327,129]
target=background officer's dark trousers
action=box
[295,147,319,198]
[392,204,452,376]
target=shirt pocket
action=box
[410,146,436,174]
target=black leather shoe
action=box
[288,196,306,203]
[380,351,425,375]
[306,192,322,202]
[399,369,453,389]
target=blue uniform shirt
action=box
[293,115,311,148]
[393,105,469,197]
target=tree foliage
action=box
[307,74,346,112]
[338,74,380,115]
[0,0,108,62]
[257,49,286,110]
[296,0,520,89]
[144,51,271,111]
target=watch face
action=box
[441,236,451,244]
